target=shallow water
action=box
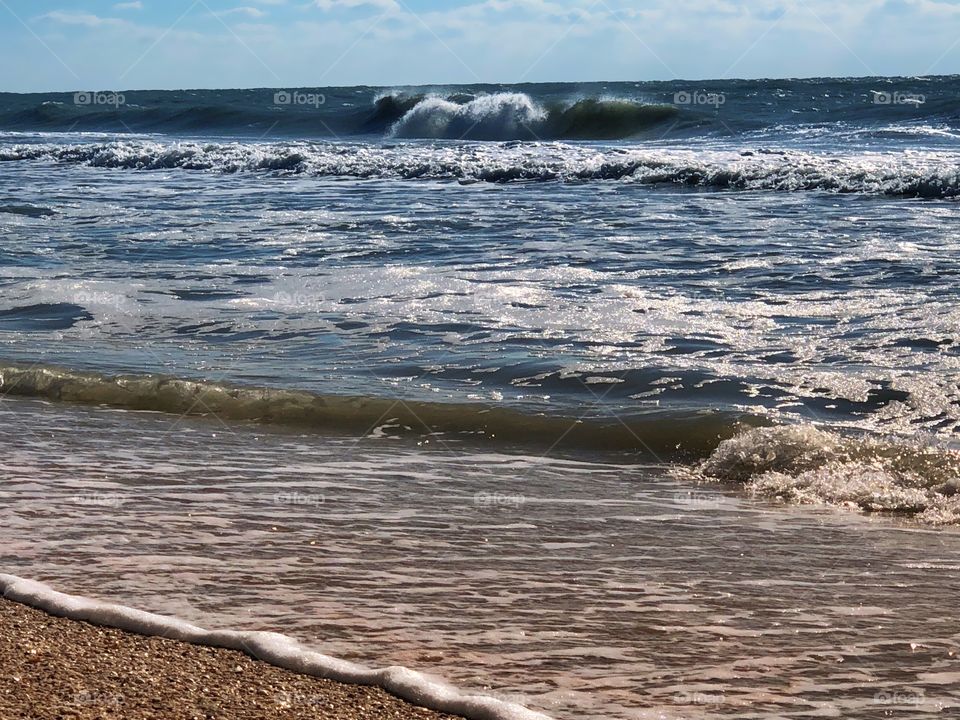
[4,397,960,719]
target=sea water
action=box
[3,78,960,718]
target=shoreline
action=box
[1,575,547,720]
[0,596,466,720]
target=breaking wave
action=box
[700,425,960,524]
[390,93,548,140]
[5,361,959,525]
[387,92,678,140]
[3,139,960,196]
[0,362,755,457]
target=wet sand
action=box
[0,597,463,720]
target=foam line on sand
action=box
[0,574,551,720]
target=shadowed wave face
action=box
[0,362,758,458]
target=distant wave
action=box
[2,78,958,140]
[386,92,678,140]
[0,90,684,141]
[0,362,756,457]
[3,99,335,136]
[4,139,960,197]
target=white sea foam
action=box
[4,139,960,196]
[700,425,960,523]
[390,93,548,140]
[0,573,552,720]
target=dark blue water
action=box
[1,77,956,144]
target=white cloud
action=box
[313,0,401,12]
[39,11,128,27]
[215,6,269,18]
[113,1,143,9]
[15,0,960,91]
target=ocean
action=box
[3,77,960,718]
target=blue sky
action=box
[1,0,959,91]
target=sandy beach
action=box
[0,597,463,720]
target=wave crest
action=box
[390,93,548,140]
[0,361,752,456]
[701,425,960,523]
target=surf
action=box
[4,138,960,197]
[0,361,757,457]
[696,424,960,524]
